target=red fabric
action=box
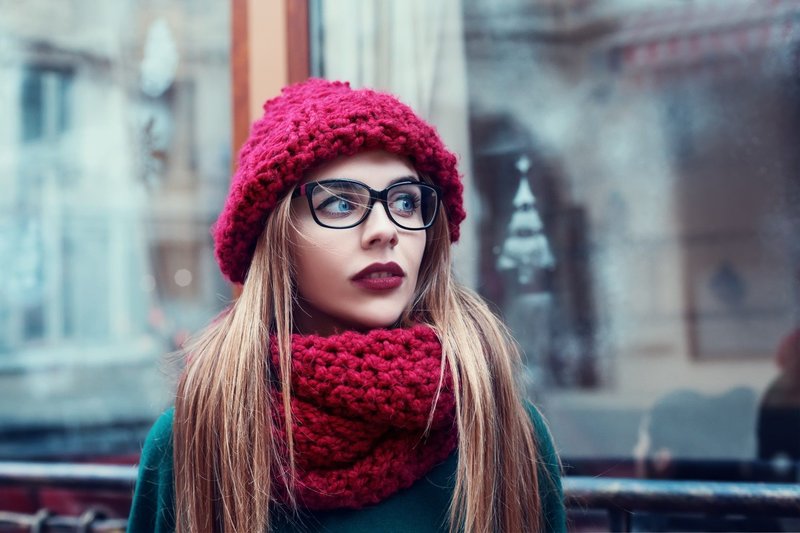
[270,325,458,510]
[213,78,466,283]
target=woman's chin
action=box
[349,315,402,332]
[294,310,403,336]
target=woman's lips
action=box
[351,275,403,291]
[351,262,405,290]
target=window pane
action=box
[0,2,231,459]
[312,0,800,469]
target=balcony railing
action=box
[2,461,800,532]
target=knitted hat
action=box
[212,78,466,284]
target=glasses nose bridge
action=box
[360,185,393,226]
[362,185,392,220]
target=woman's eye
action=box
[390,194,420,216]
[318,195,354,214]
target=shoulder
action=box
[524,401,558,460]
[524,402,550,439]
[128,408,175,533]
[144,408,174,449]
[524,400,567,533]
[137,408,175,475]
[147,408,175,448]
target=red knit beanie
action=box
[212,78,466,284]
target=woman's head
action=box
[288,150,429,334]
[212,78,465,285]
[243,148,451,335]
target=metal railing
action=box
[2,462,800,532]
[0,463,136,532]
[563,476,800,531]
[0,508,127,532]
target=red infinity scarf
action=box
[269,325,458,510]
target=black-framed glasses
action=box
[292,179,441,230]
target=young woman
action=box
[128,79,565,533]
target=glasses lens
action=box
[311,181,371,227]
[386,183,438,229]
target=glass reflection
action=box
[0,1,230,459]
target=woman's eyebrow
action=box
[389,175,420,185]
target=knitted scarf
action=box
[269,325,458,510]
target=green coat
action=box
[128,404,566,532]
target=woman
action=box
[128,79,565,532]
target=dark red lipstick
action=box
[351,262,405,291]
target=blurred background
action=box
[3,0,800,530]
[0,0,231,460]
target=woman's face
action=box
[290,150,428,335]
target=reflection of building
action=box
[465,0,800,458]
[0,2,230,458]
[495,156,559,396]
[497,156,556,287]
[470,111,598,391]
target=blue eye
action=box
[316,194,362,219]
[389,193,421,217]
[332,198,353,212]
[319,196,352,211]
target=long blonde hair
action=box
[174,187,546,532]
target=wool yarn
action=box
[270,325,458,510]
[213,78,466,284]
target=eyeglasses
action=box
[292,179,441,230]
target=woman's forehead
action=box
[302,150,418,187]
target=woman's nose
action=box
[360,204,398,248]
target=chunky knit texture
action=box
[213,78,466,283]
[270,325,457,510]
